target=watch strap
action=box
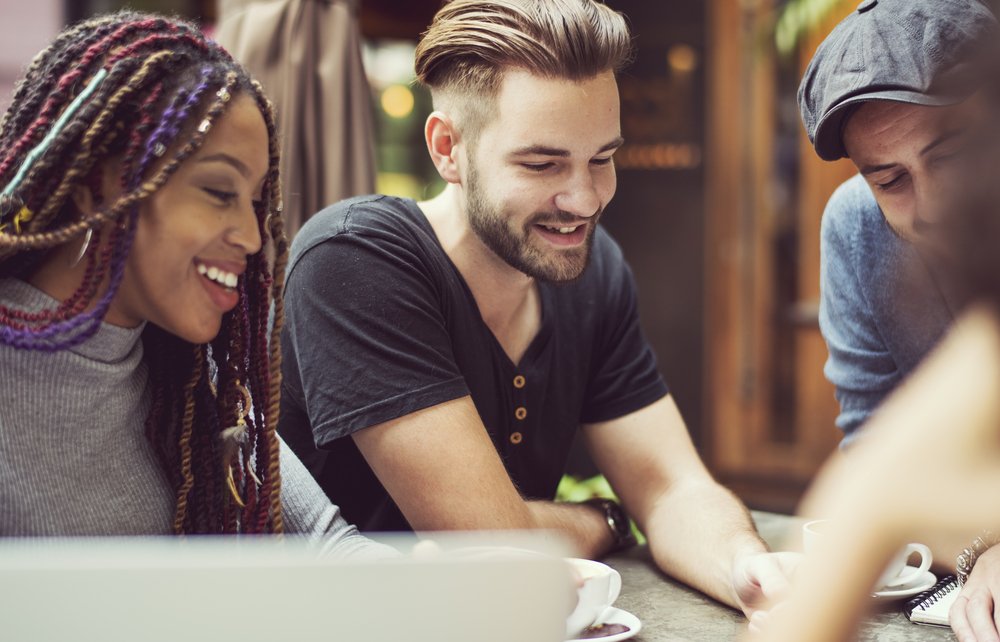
[583,497,637,553]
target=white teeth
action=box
[543,225,578,235]
[196,262,239,289]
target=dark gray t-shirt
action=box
[279,195,669,532]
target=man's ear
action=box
[425,111,463,184]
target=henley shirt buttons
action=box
[514,406,527,421]
[513,375,526,389]
[510,432,524,445]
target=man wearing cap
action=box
[799,0,996,448]
[799,0,999,638]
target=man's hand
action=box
[732,551,801,617]
[951,545,1000,642]
[584,397,781,612]
[743,310,1000,642]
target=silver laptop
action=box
[0,533,572,642]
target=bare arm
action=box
[351,395,613,557]
[753,309,1000,642]
[583,395,779,612]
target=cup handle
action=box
[607,568,622,605]
[892,544,933,587]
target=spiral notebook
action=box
[903,574,960,627]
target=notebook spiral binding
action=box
[903,574,958,619]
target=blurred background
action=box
[0,0,863,514]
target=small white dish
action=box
[871,566,937,601]
[566,606,642,641]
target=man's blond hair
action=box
[414,0,632,136]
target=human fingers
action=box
[966,589,1000,642]
[950,595,976,642]
[734,553,797,618]
[746,602,789,638]
[748,609,767,635]
[750,553,798,601]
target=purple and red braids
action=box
[0,11,289,535]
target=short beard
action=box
[464,164,599,283]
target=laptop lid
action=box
[0,534,572,642]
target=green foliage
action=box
[775,0,846,56]
[556,475,647,546]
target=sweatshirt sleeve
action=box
[818,177,898,446]
[278,436,400,560]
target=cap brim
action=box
[813,90,964,161]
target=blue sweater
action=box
[819,175,955,445]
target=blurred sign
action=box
[618,43,702,171]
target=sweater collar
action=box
[0,279,145,364]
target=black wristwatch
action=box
[583,497,637,552]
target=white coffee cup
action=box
[565,558,622,638]
[802,519,933,591]
[875,542,934,589]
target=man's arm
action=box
[749,308,1000,642]
[351,395,614,557]
[583,395,796,614]
[818,177,898,443]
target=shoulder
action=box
[586,225,628,282]
[560,226,635,308]
[287,195,430,275]
[821,174,885,245]
[291,195,422,255]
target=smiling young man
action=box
[278,0,795,618]
[799,1,1000,639]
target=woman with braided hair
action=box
[0,10,392,554]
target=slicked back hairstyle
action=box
[0,11,289,535]
[413,0,632,135]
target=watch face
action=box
[585,499,635,548]
[609,504,631,538]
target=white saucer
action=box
[567,606,642,641]
[871,566,938,601]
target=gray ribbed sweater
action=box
[0,279,394,559]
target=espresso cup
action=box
[802,519,933,591]
[565,558,622,638]
[875,542,933,589]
